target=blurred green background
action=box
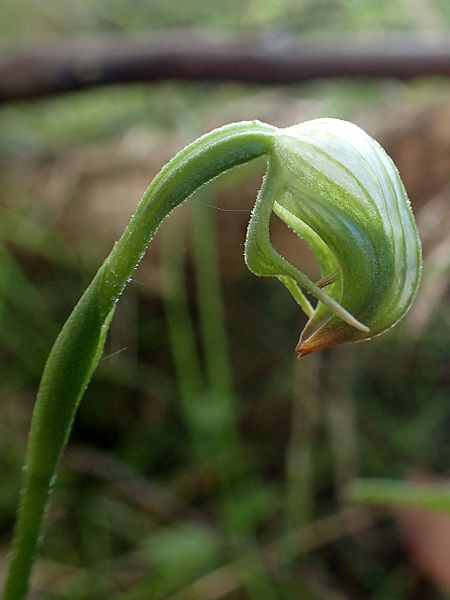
[1,1,450,598]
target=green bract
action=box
[4,119,421,599]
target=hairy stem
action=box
[4,121,275,600]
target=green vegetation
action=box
[1,2,449,599]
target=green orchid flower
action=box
[4,118,421,600]
[245,118,422,355]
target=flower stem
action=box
[3,120,275,600]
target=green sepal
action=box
[246,118,422,355]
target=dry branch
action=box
[2,34,450,103]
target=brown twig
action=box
[3,34,450,103]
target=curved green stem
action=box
[3,120,275,600]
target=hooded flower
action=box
[245,118,422,355]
